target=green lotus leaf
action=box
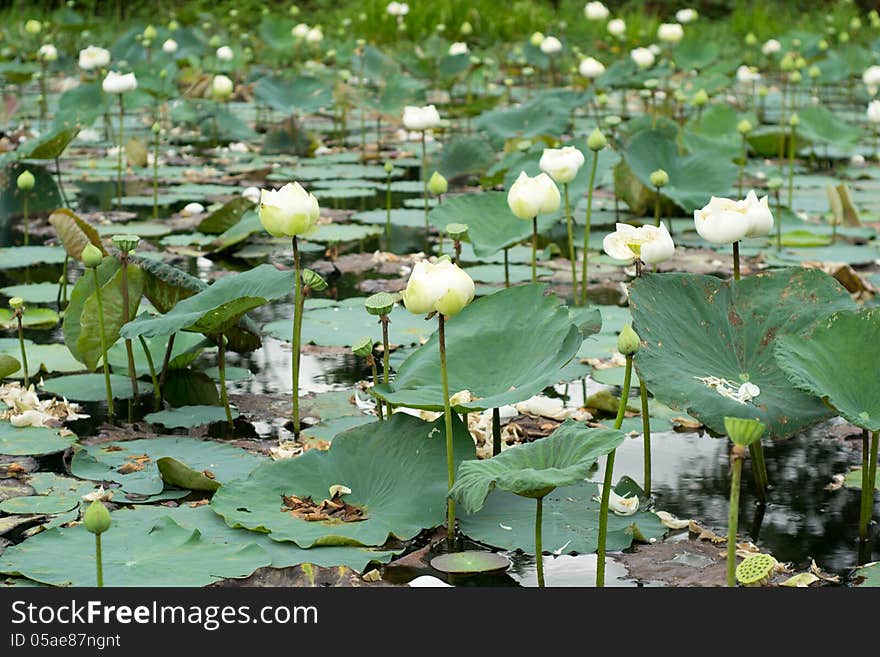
[77,264,144,370]
[450,421,625,511]
[211,413,475,548]
[0,354,19,379]
[853,561,880,587]
[145,405,238,429]
[373,285,583,412]
[0,283,59,305]
[47,208,106,261]
[0,246,67,269]
[474,95,571,142]
[18,124,80,160]
[0,308,59,330]
[156,457,221,492]
[629,268,856,439]
[774,307,880,431]
[41,373,152,401]
[0,474,94,516]
[0,424,78,456]
[254,75,333,114]
[197,196,255,235]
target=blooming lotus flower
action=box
[402,259,475,317]
[216,45,234,61]
[676,8,698,23]
[736,65,760,83]
[102,71,137,94]
[38,44,57,62]
[602,223,675,264]
[658,23,684,44]
[761,39,781,55]
[579,56,605,78]
[694,191,774,244]
[584,1,609,20]
[402,105,441,131]
[540,146,586,184]
[540,36,562,54]
[292,23,310,38]
[863,65,880,87]
[607,18,626,37]
[630,47,655,69]
[448,42,468,56]
[212,74,234,100]
[507,171,560,219]
[306,27,323,44]
[386,1,410,17]
[259,182,320,237]
[162,38,178,54]
[78,45,111,70]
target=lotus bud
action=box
[758,85,769,97]
[384,161,394,174]
[301,268,327,292]
[617,324,641,355]
[808,65,821,79]
[24,19,41,35]
[596,92,609,107]
[587,128,607,151]
[529,32,544,47]
[724,416,766,447]
[788,112,800,127]
[428,171,448,196]
[649,169,669,188]
[744,32,757,46]
[152,121,161,135]
[794,55,807,69]
[446,223,468,241]
[208,35,221,48]
[780,53,795,71]
[16,170,35,191]
[767,177,783,191]
[352,336,373,358]
[8,297,24,310]
[84,499,111,535]
[692,89,709,106]
[82,243,104,268]
[168,19,180,31]
[737,119,753,135]
[818,39,828,51]
[789,70,802,84]
[364,292,396,316]
[839,32,850,43]
[259,182,320,237]
[111,234,140,254]
[460,21,473,35]
[143,25,157,41]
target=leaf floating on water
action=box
[688,520,726,544]
[810,559,840,584]
[779,572,820,587]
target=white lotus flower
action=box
[386,2,410,17]
[162,38,178,54]
[38,44,58,62]
[540,146,586,184]
[736,65,761,83]
[216,45,234,61]
[292,23,310,39]
[402,259,475,317]
[242,186,261,203]
[761,39,781,55]
[658,23,684,44]
[507,171,561,220]
[102,70,137,94]
[540,36,562,54]
[579,56,605,79]
[402,104,441,131]
[584,1,609,20]
[693,191,774,244]
[630,47,655,69]
[212,74,234,100]
[259,181,320,237]
[306,27,323,44]
[181,202,205,216]
[603,222,675,264]
[448,42,468,56]
[607,18,626,37]
[78,45,110,70]
[863,65,880,87]
[676,8,698,23]
[868,100,880,124]
[598,484,640,516]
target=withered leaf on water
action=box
[281,492,367,523]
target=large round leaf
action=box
[373,285,583,412]
[774,307,880,431]
[629,268,856,439]
[450,421,625,511]
[212,414,475,548]
[0,424,78,456]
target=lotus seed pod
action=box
[8,297,24,310]
[587,128,607,151]
[446,223,468,241]
[617,324,641,356]
[351,336,373,358]
[604,114,621,127]
[364,292,396,316]
[301,268,327,291]
[81,243,104,268]
[650,169,669,188]
[692,89,709,106]
[84,499,112,535]
[723,416,766,447]
[735,552,777,587]
[16,170,35,191]
[428,171,448,196]
[737,119,753,135]
[111,234,140,254]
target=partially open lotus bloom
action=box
[216,45,234,61]
[578,56,605,79]
[448,42,468,56]
[863,65,880,87]
[212,74,234,100]
[38,44,58,62]
[657,23,684,44]
[540,146,585,184]
[386,1,410,17]
[402,259,475,317]
[78,45,110,70]
[584,1,609,20]
[630,47,655,69]
[603,222,675,264]
[507,171,560,219]
[598,484,640,516]
[607,18,626,37]
[259,182,320,237]
[102,71,137,94]
[693,190,774,244]
[867,100,880,124]
[402,105,441,131]
[305,27,323,44]
[736,65,760,83]
[540,36,562,54]
[292,23,309,38]
[162,38,178,54]
[761,39,781,55]
[676,8,698,23]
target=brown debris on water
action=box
[281,491,367,523]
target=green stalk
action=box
[535,496,545,587]
[859,429,870,541]
[787,124,796,209]
[95,533,103,588]
[748,440,768,503]
[370,355,383,421]
[385,172,392,246]
[654,186,661,228]
[291,236,303,437]
[152,126,160,220]
[438,314,456,544]
[732,241,741,281]
[55,156,69,208]
[119,256,138,400]
[15,313,29,388]
[116,94,124,210]
[22,195,28,247]
[563,183,578,303]
[360,53,366,163]
[503,248,510,288]
[596,354,632,587]
[137,335,160,408]
[531,216,538,284]
[421,131,429,247]
[91,268,114,421]
[381,316,392,419]
[777,79,787,171]
[217,336,234,430]
[581,150,599,305]
[639,378,651,498]
[775,190,782,251]
[727,450,744,587]
[738,134,747,197]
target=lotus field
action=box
[1,0,879,590]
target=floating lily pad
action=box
[0,283,62,304]
[630,268,856,439]
[0,308,59,330]
[305,223,382,244]
[852,561,880,587]
[145,405,239,429]
[212,413,474,548]
[0,425,78,456]
[41,374,152,401]
[843,468,880,492]
[0,479,34,503]
[430,551,511,574]
[0,246,68,269]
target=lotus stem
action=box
[14,311,29,388]
[654,186,662,229]
[158,333,175,396]
[55,156,69,208]
[137,335,161,408]
[91,267,114,421]
[777,79,787,171]
[738,134,747,197]
[727,447,744,587]
[503,248,510,288]
[152,125,160,220]
[385,171,392,247]
[95,533,103,588]
[531,216,538,284]
[360,52,367,163]
[581,149,599,305]
[438,314,456,544]
[216,335,234,430]
[453,236,461,266]
[369,354,383,421]
[775,189,782,251]
[22,194,29,246]
[119,254,138,400]
[860,429,879,541]
[596,353,632,587]
[535,496,545,587]
[563,183,578,303]
[492,407,501,456]
[56,255,69,310]
[291,236,303,437]
[787,124,795,209]
[748,440,768,503]
[639,378,652,498]
[381,315,392,418]
[421,130,429,247]
[116,94,124,210]
[732,241,741,281]
[39,60,47,129]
